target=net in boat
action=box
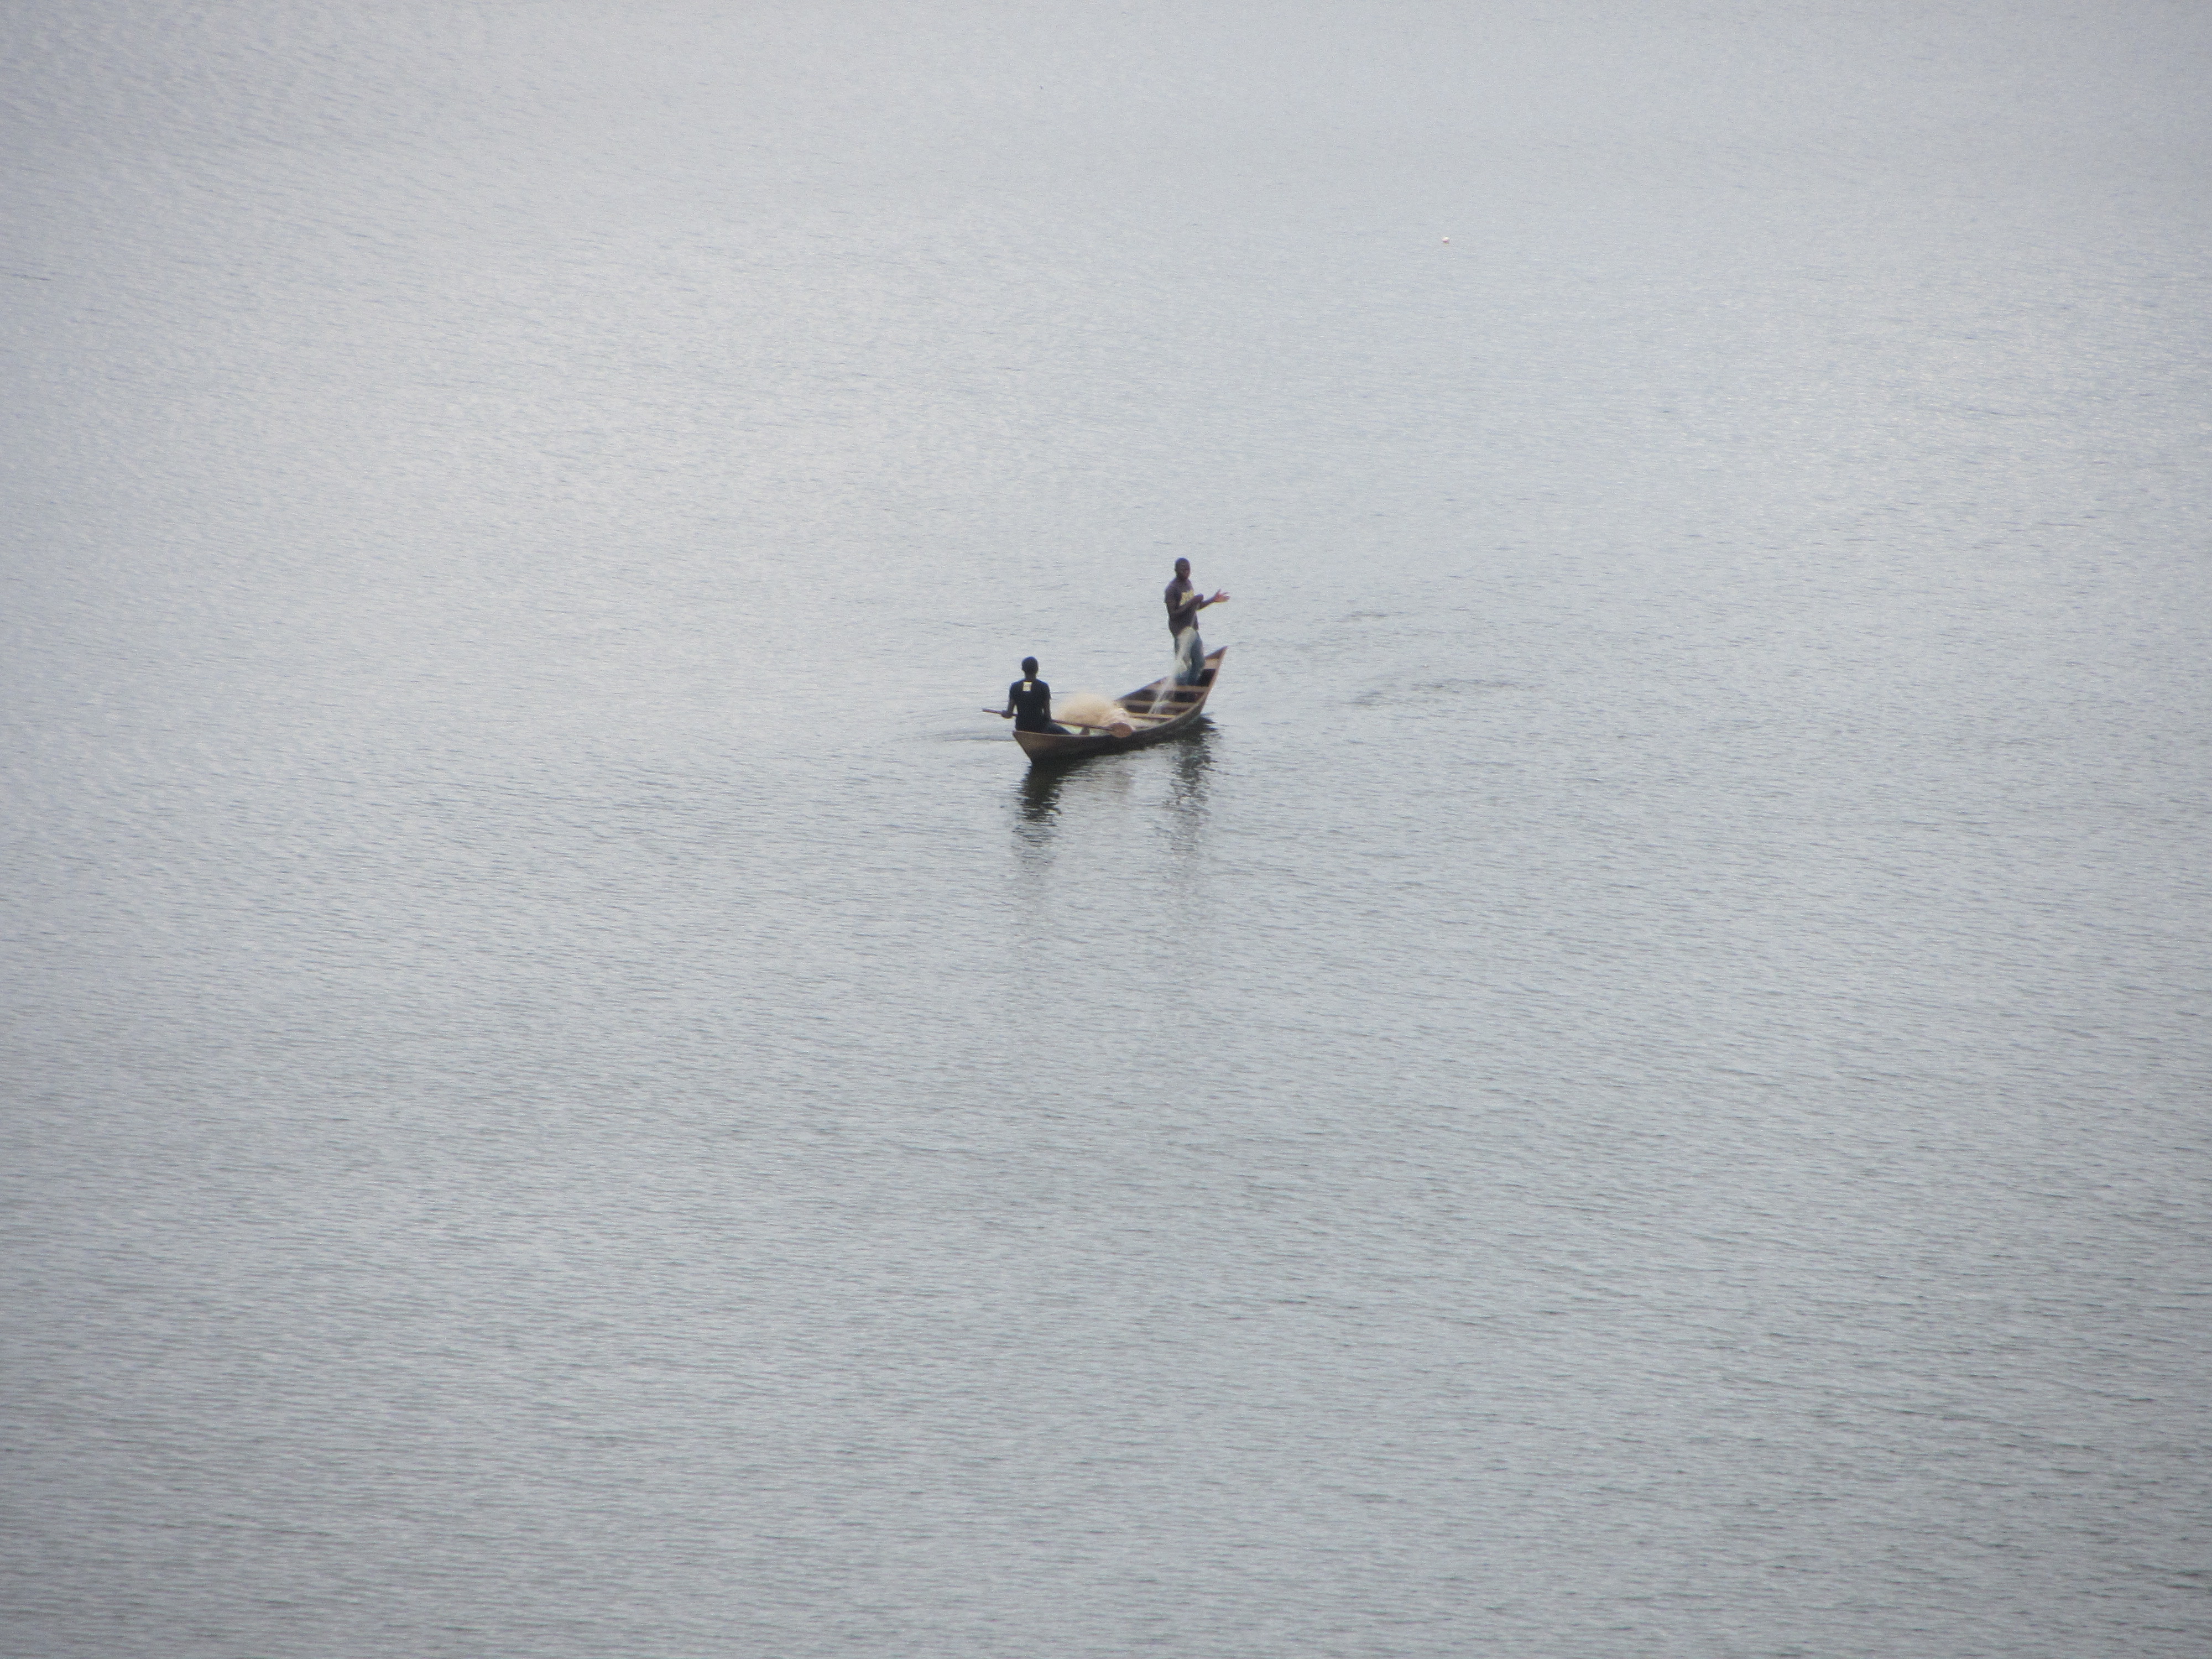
[1052,691,1133,733]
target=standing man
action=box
[997,658,1070,734]
[1165,558,1229,683]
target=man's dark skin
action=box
[1164,557,1229,639]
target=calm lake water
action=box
[5,3,2209,1655]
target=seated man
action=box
[998,658,1071,733]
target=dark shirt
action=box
[1008,677,1057,731]
[1165,577,1201,637]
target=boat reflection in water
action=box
[1011,721,1215,859]
[1159,729,1214,857]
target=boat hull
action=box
[1013,649,1225,763]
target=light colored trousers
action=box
[1175,627,1205,684]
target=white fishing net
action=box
[1051,691,1130,731]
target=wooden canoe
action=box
[1013,649,1226,762]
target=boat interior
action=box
[1053,661,1218,734]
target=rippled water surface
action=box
[5,3,2209,1655]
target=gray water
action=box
[5,3,2209,1655]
